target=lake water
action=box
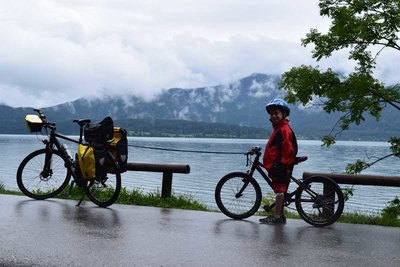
[1,134,399,214]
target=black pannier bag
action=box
[84,116,114,144]
[106,127,128,173]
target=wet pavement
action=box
[1,194,400,267]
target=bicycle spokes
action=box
[235,178,250,198]
[215,173,262,219]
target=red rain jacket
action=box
[263,119,297,173]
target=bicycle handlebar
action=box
[34,109,46,121]
[245,145,308,166]
[246,146,262,156]
[34,109,57,130]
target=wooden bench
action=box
[126,162,190,198]
[303,172,400,187]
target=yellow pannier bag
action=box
[77,144,106,180]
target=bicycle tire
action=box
[85,154,121,207]
[295,176,344,227]
[16,149,71,200]
[215,172,262,219]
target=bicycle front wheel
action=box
[85,156,121,207]
[16,149,71,199]
[215,172,262,219]
[295,176,344,227]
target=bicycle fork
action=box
[40,146,54,180]
[236,180,250,198]
[236,168,257,198]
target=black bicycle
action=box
[215,146,344,226]
[16,109,121,207]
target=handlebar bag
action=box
[84,116,114,144]
[25,114,43,132]
[77,143,107,180]
[106,127,128,173]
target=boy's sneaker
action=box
[259,215,286,225]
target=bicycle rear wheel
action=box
[215,172,262,219]
[295,176,344,227]
[16,149,71,199]
[85,155,121,207]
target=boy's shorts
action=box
[271,176,289,193]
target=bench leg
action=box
[323,181,335,218]
[161,172,173,198]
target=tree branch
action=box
[366,88,400,111]
[364,153,395,169]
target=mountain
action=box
[1,73,398,140]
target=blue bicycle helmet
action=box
[265,98,290,116]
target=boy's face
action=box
[269,107,285,123]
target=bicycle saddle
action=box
[294,156,308,164]
[73,119,91,126]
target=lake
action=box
[1,134,399,214]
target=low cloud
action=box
[0,0,398,108]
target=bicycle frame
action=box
[240,148,314,210]
[41,127,79,178]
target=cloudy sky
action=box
[0,0,398,108]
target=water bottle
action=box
[62,144,73,161]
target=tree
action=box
[279,0,400,173]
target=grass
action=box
[257,209,400,227]
[0,182,209,211]
[116,187,209,210]
[338,212,400,227]
[0,183,24,196]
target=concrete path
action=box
[1,194,399,267]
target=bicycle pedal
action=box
[263,205,273,212]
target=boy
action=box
[259,98,298,225]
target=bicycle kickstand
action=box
[69,180,85,206]
[76,184,88,207]
[76,191,86,206]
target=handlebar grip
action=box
[34,109,46,118]
[246,146,262,155]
